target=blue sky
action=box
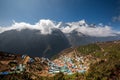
[0,0,120,30]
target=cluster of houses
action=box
[0,55,34,75]
[0,53,93,76]
[0,64,26,75]
[47,55,90,75]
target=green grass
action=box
[77,44,101,55]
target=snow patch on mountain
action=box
[0,19,119,37]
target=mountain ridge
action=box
[0,19,120,58]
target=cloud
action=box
[0,19,60,34]
[60,20,119,37]
[112,15,120,22]
[0,19,119,37]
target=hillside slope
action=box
[51,40,120,80]
[0,40,120,80]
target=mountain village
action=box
[0,40,120,80]
[0,48,98,77]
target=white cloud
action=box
[0,19,60,34]
[35,19,58,34]
[0,19,119,37]
[60,20,118,37]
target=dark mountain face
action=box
[0,29,70,58]
[0,28,120,58]
[0,20,120,58]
